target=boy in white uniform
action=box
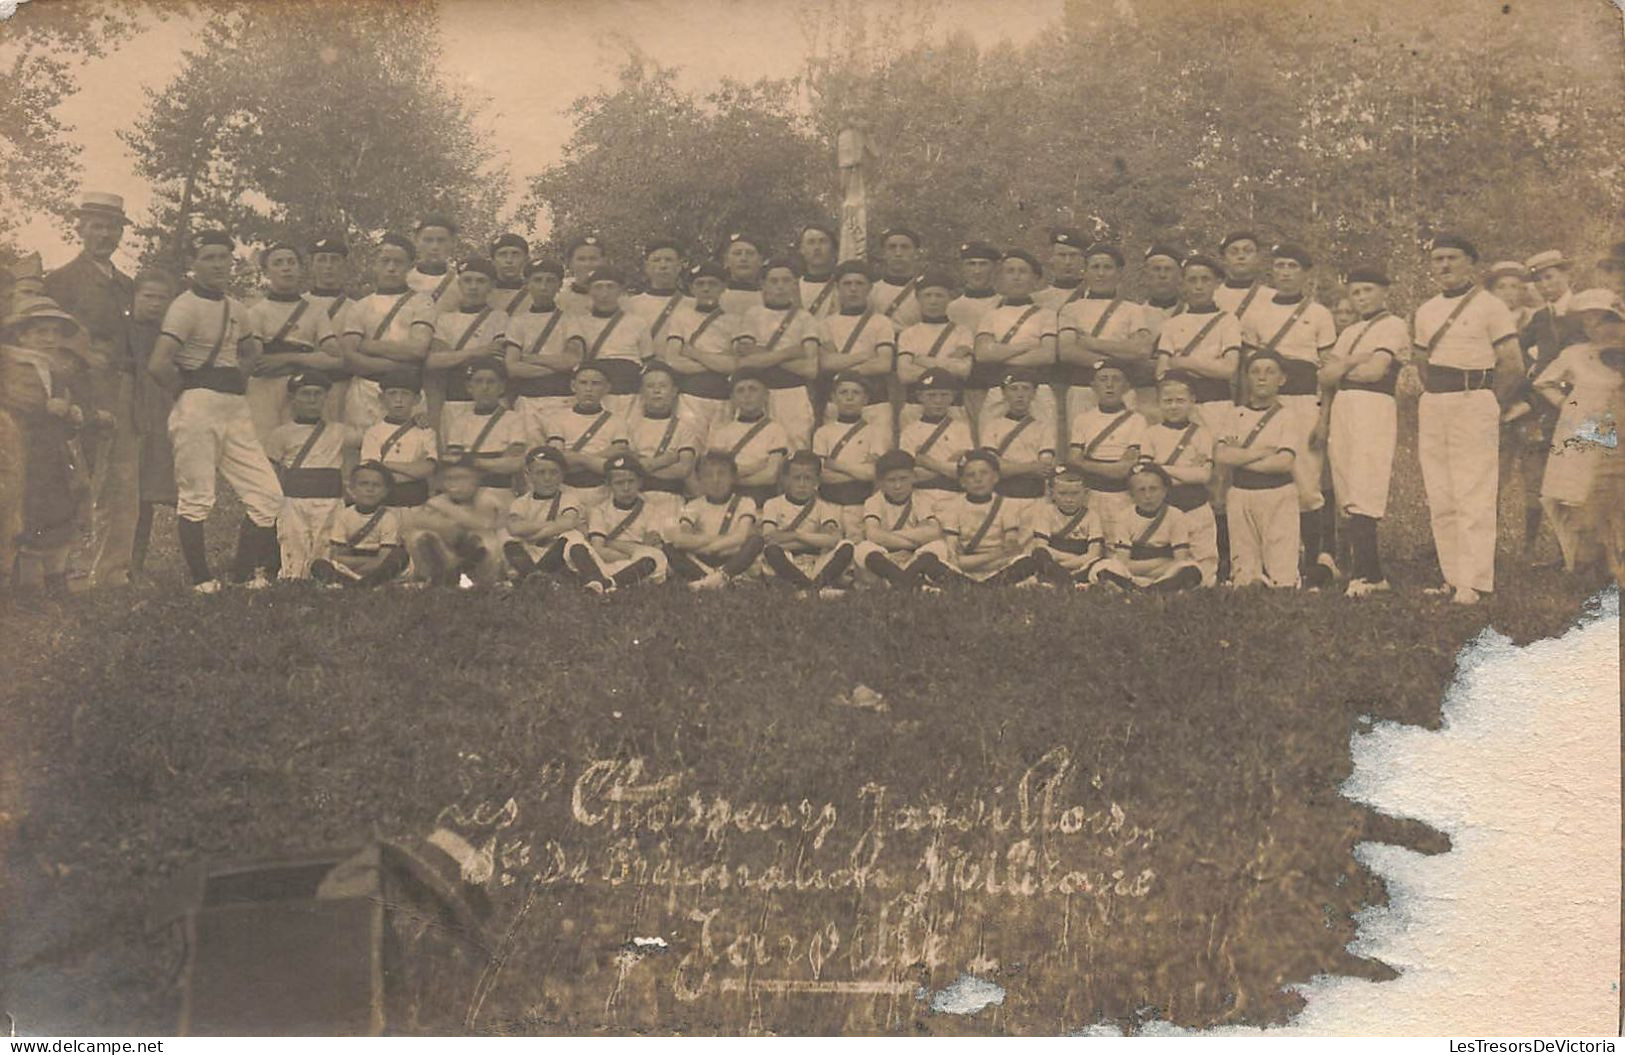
[735,259,821,449]
[503,260,575,431]
[359,370,437,510]
[406,214,461,318]
[427,258,507,434]
[488,233,531,315]
[627,238,691,346]
[244,242,341,446]
[796,223,840,318]
[706,369,792,507]
[924,450,1037,586]
[1319,266,1410,596]
[871,227,923,328]
[973,250,1057,432]
[720,233,766,317]
[339,233,434,429]
[813,371,886,538]
[263,371,353,578]
[899,368,974,495]
[896,269,973,428]
[439,357,527,513]
[818,260,896,437]
[1213,231,1275,323]
[562,267,653,418]
[1140,376,1218,585]
[1239,243,1338,586]
[1216,353,1299,588]
[758,450,856,596]
[853,450,944,590]
[661,261,738,440]
[1093,462,1202,592]
[665,451,765,588]
[948,241,1002,332]
[979,367,1056,521]
[543,362,630,512]
[565,452,671,593]
[1025,467,1106,588]
[1067,359,1146,526]
[1056,243,1153,430]
[310,462,409,588]
[624,362,700,523]
[502,446,583,584]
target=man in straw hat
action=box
[44,190,139,587]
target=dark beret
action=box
[1182,252,1225,275]
[879,226,921,247]
[586,266,627,286]
[310,236,348,258]
[1271,243,1314,269]
[525,259,565,278]
[643,237,683,257]
[458,257,497,279]
[191,230,234,255]
[286,370,331,392]
[1083,243,1125,268]
[379,232,416,259]
[916,268,958,293]
[1001,249,1043,275]
[1428,233,1480,262]
[414,214,458,236]
[689,261,727,282]
[1345,265,1391,287]
[525,445,565,468]
[603,452,644,477]
[875,449,916,475]
[490,233,529,256]
[1143,243,1183,265]
[959,241,1001,262]
[1219,230,1262,252]
[833,259,873,281]
[959,448,1001,473]
[465,356,507,380]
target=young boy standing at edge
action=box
[1216,353,1299,588]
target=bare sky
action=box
[16,0,1063,270]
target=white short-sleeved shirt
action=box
[587,497,669,546]
[489,284,532,317]
[433,306,507,356]
[1140,299,1183,342]
[565,309,654,368]
[406,265,461,314]
[265,418,350,472]
[821,310,896,401]
[898,319,973,367]
[246,295,338,359]
[707,415,792,465]
[1214,281,1275,324]
[1141,418,1216,509]
[681,493,756,536]
[1240,295,1338,365]
[870,278,922,328]
[759,494,841,541]
[625,290,691,345]
[1328,311,1411,385]
[1034,282,1087,313]
[544,405,628,466]
[160,288,253,370]
[442,404,527,458]
[1105,503,1194,559]
[625,410,701,466]
[799,276,839,318]
[862,489,938,536]
[1155,306,1243,400]
[341,290,437,347]
[508,489,581,534]
[899,413,974,488]
[937,493,1019,557]
[329,504,404,554]
[947,291,1000,332]
[1027,500,1106,555]
[503,306,573,398]
[1070,406,1147,463]
[1413,289,1517,370]
[737,304,823,387]
[982,413,1054,463]
[361,417,438,465]
[1057,294,1148,342]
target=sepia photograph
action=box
[0,0,1620,1040]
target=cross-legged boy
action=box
[1216,353,1299,588]
[1319,266,1409,596]
[310,461,410,588]
[502,446,583,584]
[545,361,630,512]
[853,449,944,590]
[923,450,1037,585]
[1140,375,1218,585]
[899,368,974,496]
[440,357,527,513]
[666,451,765,589]
[263,370,355,578]
[565,452,671,594]
[706,368,791,507]
[1066,358,1146,527]
[979,367,1056,521]
[813,370,885,538]
[1093,462,1203,592]
[405,458,507,587]
[757,450,857,596]
[359,369,438,510]
[1025,467,1106,588]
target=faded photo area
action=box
[0,0,1620,1039]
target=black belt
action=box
[761,367,806,391]
[643,478,685,495]
[1340,378,1396,396]
[512,376,572,398]
[1129,542,1176,560]
[1231,468,1293,490]
[179,366,246,395]
[281,466,343,499]
[819,480,872,506]
[1081,467,1128,493]
[1168,482,1209,511]
[1047,537,1091,556]
[386,479,430,507]
[1279,358,1319,396]
[479,472,514,489]
[679,373,732,399]
[563,469,604,488]
[1424,365,1495,393]
[996,477,1045,499]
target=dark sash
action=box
[823,419,867,464]
[914,416,954,456]
[269,299,310,346]
[346,507,389,550]
[1050,506,1091,547]
[371,292,415,341]
[806,280,837,316]
[688,309,724,347]
[1239,404,1283,448]
[503,289,528,315]
[525,312,565,357]
[1088,296,1125,338]
[468,407,509,455]
[1233,283,1264,318]
[568,410,613,452]
[453,307,493,351]
[1082,409,1134,459]
[1172,312,1225,359]
[889,498,915,532]
[377,420,417,460]
[1160,422,1199,466]
[1131,505,1169,547]
[717,494,743,536]
[1421,289,1481,356]
[837,310,877,358]
[727,418,772,458]
[1259,298,1312,355]
[921,322,959,361]
[427,270,456,304]
[780,499,817,532]
[962,495,1005,553]
[761,309,797,353]
[197,297,233,370]
[648,414,681,456]
[288,420,328,470]
[648,293,684,338]
[585,311,625,361]
[324,295,349,320]
[998,305,1043,344]
[602,500,645,543]
[992,416,1034,457]
[881,279,917,317]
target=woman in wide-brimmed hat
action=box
[0,296,97,595]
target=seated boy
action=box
[898,367,974,494]
[1215,352,1299,588]
[359,369,437,509]
[666,451,765,589]
[1093,461,1202,592]
[757,450,857,596]
[812,369,885,539]
[853,449,944,590]
[564,452,670,594]
[544,361,629,512]
[978,368,1056,520]
[310,461,409,587]
[1066,358,1145,527]
[439,357,526,512]
[1139,374,1218,585]
[706,368,791,507]
[502,445,583,583]
[405,457,508,586]
[1026,467,1106,588]
[264,370,355,578]
[922,449,1037,585]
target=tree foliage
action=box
[120,0,505,273]
[521,59,828,264]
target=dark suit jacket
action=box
[44,252,133,364]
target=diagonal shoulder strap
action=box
[838,310,877,358]
[602,500,645,542]
[999,305,1042,344]
[824,419,867,463]
[717,494,744,536]
[648,293,684,338]
[1173,312,1225,358]
[288,420,328,469]
[197,297,233,370]
[1054,505,1091,541]
[890,497,915,532]
[727,417,772,458]
[1239,404,1283,448]
[761,309,798,353]
[269,299,310,345]
[922,322,958,360]
[372,291,415,341]
[468,407,509,455]
[1089,296,1125,338]
[325,294,349,319]
[1161,422,1200,465]
[993,416,1034,456]
[1131,505,1169,546]
[1261,298,1312,354]
[525,311,565,357]
[346,506,388,549]
[1083,410,1134,458]
[915,416,954,456]
[882,278,917,317]
[378,420,417,460]
[568,410,613,452]
[453,307,494,351]
[1422,290,1480,355]
[807,280,837,315]
[585,311,625,360]
[963,495,1006,552]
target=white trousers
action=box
[245,375,291,450]
[768,388,815,451]
[278,496,340,578]
[168,388,284,526]
[1418,389,1499,593]
[564,529,669,583]
[1280,393,1325,512]
[1228,483,1299,588]
[1181,501,1219,586]
[1328,391,1397,519]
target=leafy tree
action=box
[0,0,179,254]
[521,59,828,268]
[121,0,505,275]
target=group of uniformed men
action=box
[23,192,1625,600]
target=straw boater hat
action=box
[1484,260,1529,283]
[1568,288,1624,319]
[73,191,129,225]
[2,295,84,343]
[1522,249,1571,274]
